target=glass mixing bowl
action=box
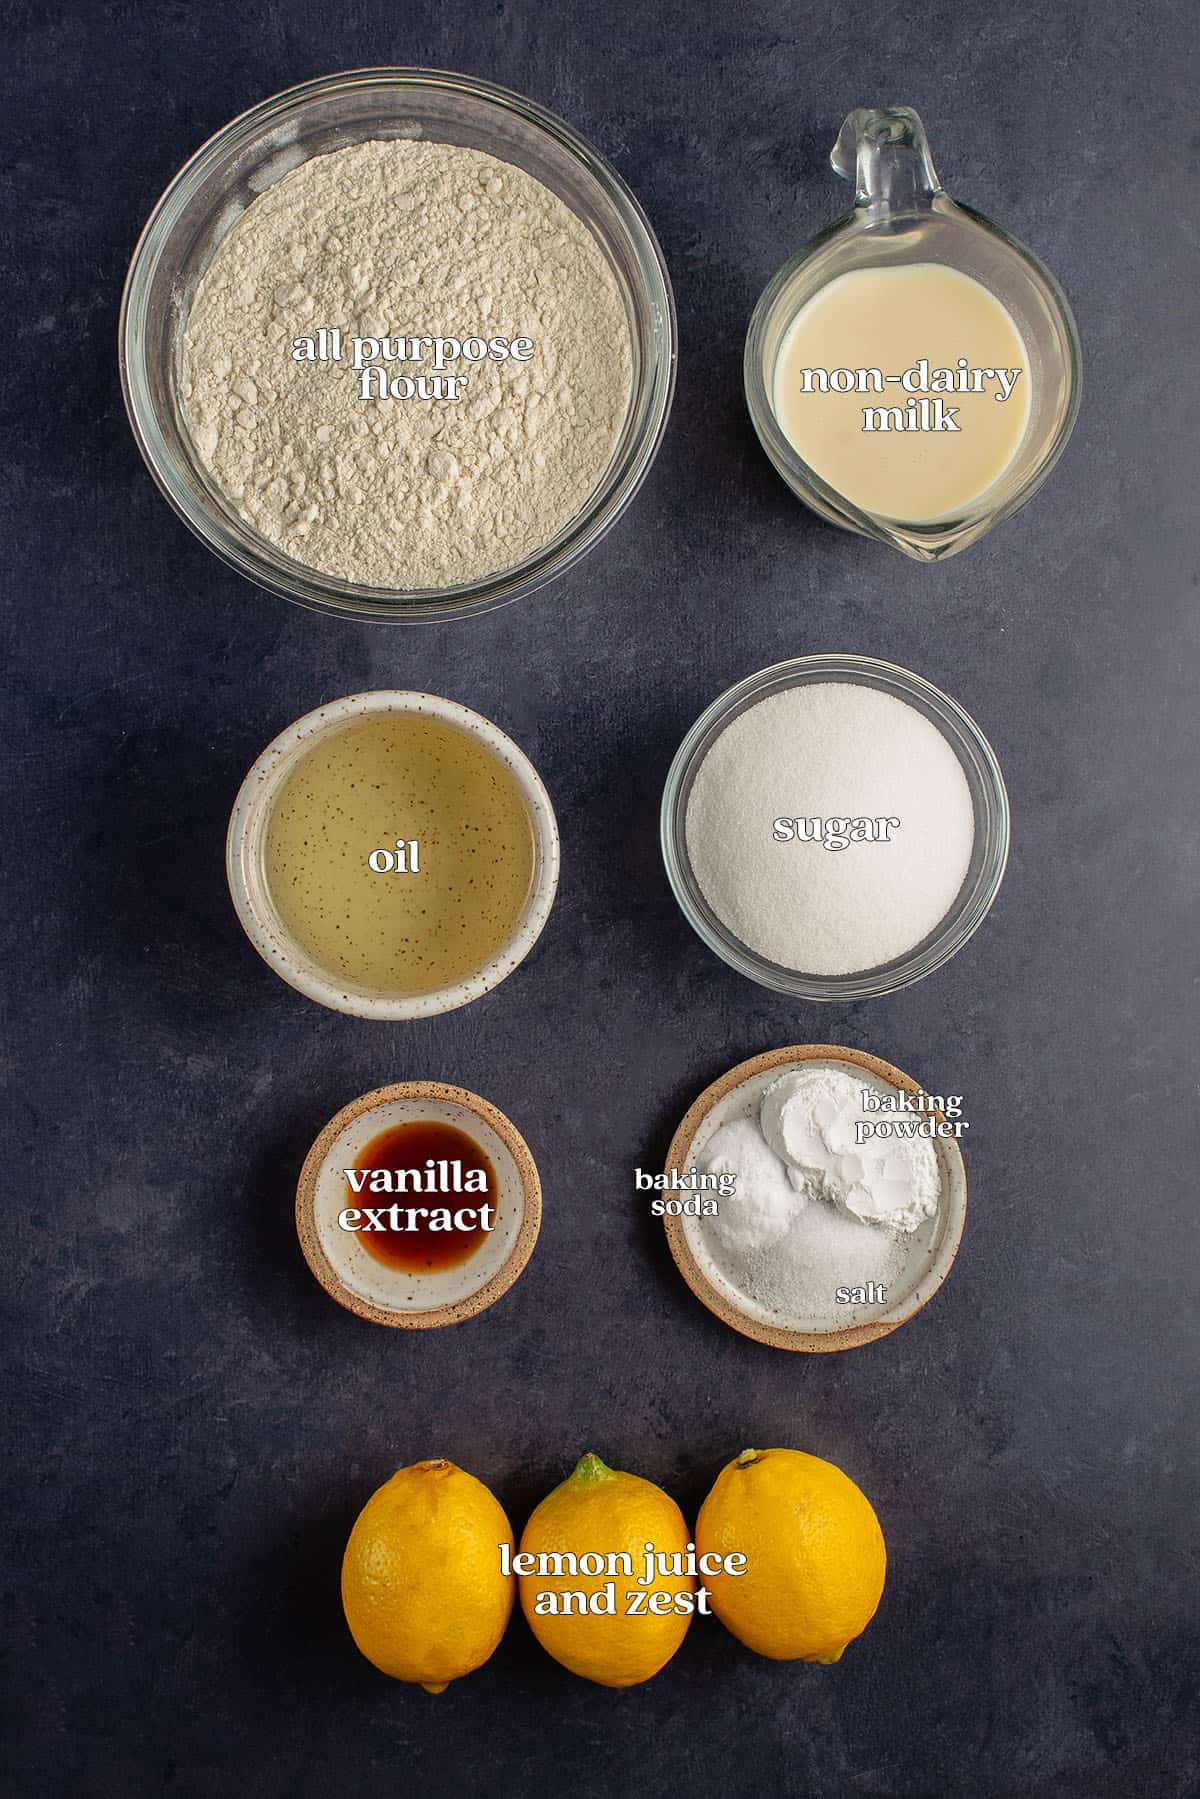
[120,68,677,622]
[660,655,1010,1001]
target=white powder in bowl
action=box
[181,139,633,589]
[684,1059,946,1332]
[684,681,976,976]
[700,1196,913,1328]
[695,1116,803,1252]
[759,1065,940,1233]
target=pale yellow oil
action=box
[263,713,535,993]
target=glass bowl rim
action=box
[660,653,1011,1000]
[119,65,678,623]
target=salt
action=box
[684,681,976,975]
[702,1195,911,1324]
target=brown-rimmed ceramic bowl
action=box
[296,1082,541,1327]
[662,1045,967,1352]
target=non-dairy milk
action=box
[772,262,1031,523]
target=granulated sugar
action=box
[684,681,975,975]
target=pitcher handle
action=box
[830,107,942,218]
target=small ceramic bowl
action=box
[226,690,559,1019]
[662,1045,967,1352]
[296,1082,541,1327]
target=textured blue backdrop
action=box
[2,2,1197,1794]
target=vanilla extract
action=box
[342,1120,496,1273]
[344,1160,489,1195]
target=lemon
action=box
[696,1448,886,1663]
[341,1459,514,1692]
[518,1453,693,1687]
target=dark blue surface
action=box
[2,3,1197,1794]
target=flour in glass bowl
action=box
[181,138,633,589]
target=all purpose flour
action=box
[181,139,633,588]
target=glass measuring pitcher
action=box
[745,107,1082,560]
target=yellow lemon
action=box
[341,1459,513,1693]
[696,1448,886,1664]
[518,1453,694,1687]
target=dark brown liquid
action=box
[349,1121,495,1273]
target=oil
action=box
[263,712,535,993]
[348,1120,497,1273]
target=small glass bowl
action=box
[119,68,677,622]
[660,655,1010,1001]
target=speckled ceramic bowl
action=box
[296,1082,541,1327]
[663,1045,967,1353]
[226,690,559,1018]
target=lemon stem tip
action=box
[571,1453,612,1482]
